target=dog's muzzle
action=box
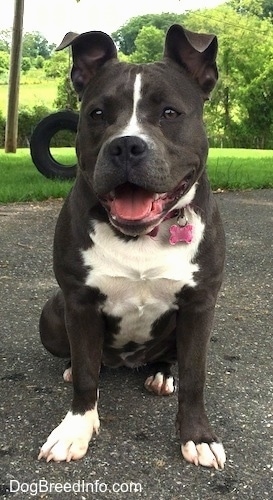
[99,176,194,237]
[96,135,196,236]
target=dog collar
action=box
[149,207,193,244]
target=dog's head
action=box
[57,25,218,236]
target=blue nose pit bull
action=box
[38,25,226,468]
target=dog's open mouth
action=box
[99,174,194,236]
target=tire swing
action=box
[30,110,79,180]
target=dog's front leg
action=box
[176,297,226,469]
[38,295,103,462]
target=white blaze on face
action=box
[122,73,143,136]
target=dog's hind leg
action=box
[39,289,70,358]
[144,362,176,396]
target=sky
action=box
[1,0,225,44]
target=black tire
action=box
[30,110,79,180]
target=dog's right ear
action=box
[56,31,117,97]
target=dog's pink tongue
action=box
[112,184,153,220]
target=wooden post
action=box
[5,0,24,153]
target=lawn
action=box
[208,148,273,190]
[0,149,74,203]
[0,81,58,113]
[0,148,272,203]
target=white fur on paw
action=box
[144,372,175,396]
[181,440,226,469]
[38,407,100,462]
[63,367,72,383]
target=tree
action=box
[54,73,78,110]
[184,5,273,147]
[228,0,273,18]
[228,0,264,16]
[129,26,165,63]
[21,56,31,73]
[112,13,185,55]
[22,31,54,59]
[0,51,9,75]
[35,55,44,69]
[238,59,273,147]
[261,0,273,18]
[0,29,12,52]
[44,51,70,78]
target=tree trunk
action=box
[5,0,24,153]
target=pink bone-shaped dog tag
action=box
[169,224,193,245]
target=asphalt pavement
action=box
[0,189,272,499]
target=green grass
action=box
[208,148,273,190]
[0,81,58,113]
[0,149,74,203]
[0,148,272,203]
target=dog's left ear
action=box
[164,25,218,97]
[56,31,117,97]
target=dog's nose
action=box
[109,136,148,168]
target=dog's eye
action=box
[162,108,180,120]
[89,109,104,121]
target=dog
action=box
[38,24,226,468]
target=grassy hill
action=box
[0,70,59,114]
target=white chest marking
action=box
[81,206,204,349]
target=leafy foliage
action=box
[228,0,273,18]
[0,105,77,148]
[0,29,11,51]
[0,50,9,75]
[112,13,186,54]
[2,5,273,148]
[44,51,70,79]
[184,5,273,147]
[54,73,79,111]
[22,32,55,59]
[21,57,32,73]
[17,105,52,147]
[129,26,165,63]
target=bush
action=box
[35,55,44,69]
[0,105,77,148]
[0,50,9,73]
[0,105,52,148]
[54,73,78,111]
[44,51,69,79]
[0,109,5,146]
[21,57,32,73]
[17,105,53,147]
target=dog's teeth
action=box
[154,193,167,200]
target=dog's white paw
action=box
[181,440,226,469]
[63,366,72,382]
[144,372,175,396]
[38,407,100,462]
